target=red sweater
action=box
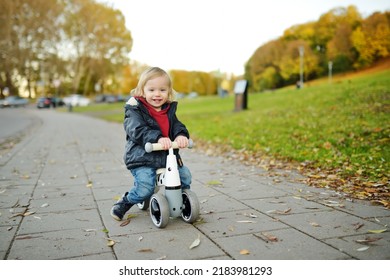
[138,98,170,137]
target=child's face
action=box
[143,75,169,111]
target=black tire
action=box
[149,193,170,228]
[181,189,200,223]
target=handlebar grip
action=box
[145,139,193,153]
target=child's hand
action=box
[158,137,172,150]
[174,135,189,148]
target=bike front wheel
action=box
[149,193,170,228]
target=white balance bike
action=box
[136,140,200,228]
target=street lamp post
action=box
[328,61,333,84]
[299,46,304,88]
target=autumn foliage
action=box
[245,6,390,92]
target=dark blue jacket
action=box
[123,97,189,170]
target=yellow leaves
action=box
[240,249,250,255]
[207,180,223,187]
[106,239,116,247]
[323,141,332,150]
[367,229,387,234]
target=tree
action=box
[62,0,132,95]
[351,11,390,68]
[245,6,388,92]
[0,0,63,97]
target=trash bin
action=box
[233,80,248,111]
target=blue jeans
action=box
[126,165,192,204]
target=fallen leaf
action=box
[120,219,131,227]
[107,239,115,247]
[236,220,257,223]
[240,249,250,255]
[228,225,235,232]
[261,232,278,242]
[12,210,36,217]
[138,248,153,253]
[357,246,369,251]
[126,213,138,219]
[189,234,201,249]
[193,217,206,225]
[353,222,364,231]
[355,237,382,244]
[207,180,223,186]
[367,229,387,234]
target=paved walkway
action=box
[0,108,389,260]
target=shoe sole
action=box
[110,209,122,221]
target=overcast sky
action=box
[98,0,389,75]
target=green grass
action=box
[71,69,389,183]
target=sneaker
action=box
[110,192,133,221]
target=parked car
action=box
[0,96,29,108]
[36,97,65,109]
[63,94,90,107]
[37,97,52,109]
[94,94,126,103]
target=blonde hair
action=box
[131,67,174,102]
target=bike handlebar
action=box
[145,139,194,153]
